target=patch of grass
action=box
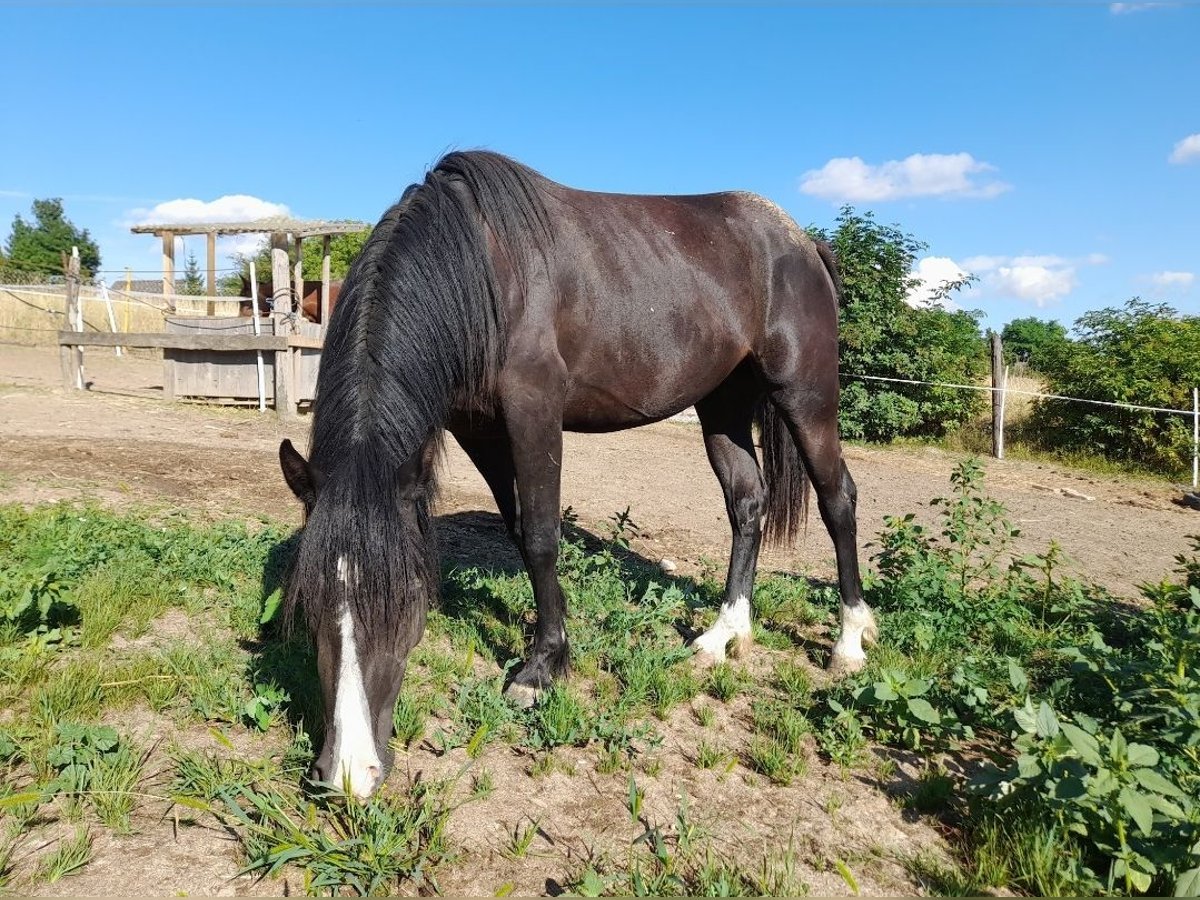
[704,663,744,702]
[35,827,92,883]
[694,740,728,770]
[744,737,803,786]
[905,766,955,815]
[503,817,541,860]
[692,703,715,728]
[201,779,454,895]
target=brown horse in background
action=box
[238,274,342,323]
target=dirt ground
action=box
[2,345,1192,597]
[2,345,1196,896]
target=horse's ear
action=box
[280,439,320,504]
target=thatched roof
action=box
[130,217,369,238]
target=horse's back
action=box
[526,185,834,430]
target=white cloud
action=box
[954,252,1106,308]
[1151,270,1195,289]
[993,264,1078,306]
[125,194,291,261]
[906,257,969,310]
[799,152,1010,202]
[1169,133,1200,164]
[130,194,290,227]
[1110,2,1175,13]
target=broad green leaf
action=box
[904,678,931,697]
[1119,787,1154,837]
[1126,742,1158,768]
[1035,702,1060,739]
[872,682,898,702]
[1133,766,1185,799]
[1008,658,1028,693]
[1017,754,1042,779]
[1146,792,1187,821]
[1129,867,1152,893]
[1174,866,1200,897]
[1109,728,1128,760]
[1014,698,1038,734]
[906,698,941,724]
[1060,722,1102,767]
[260,587,283,625]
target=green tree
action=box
[1001,316,1069,372]
[181,250,205,295]
[1028,299,1200,474]
[301,229,370,280]
[4,199,102,280]
[230,229,371,291]
[809,207,987,442]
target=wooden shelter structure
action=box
[129,216,366,320]
[58,218,368,417]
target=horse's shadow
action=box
[246,508,832,746]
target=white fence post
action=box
[1193,386,1197,491]
[250,261,266,413]
[99,281,122,356]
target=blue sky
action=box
[0,2,1196,329]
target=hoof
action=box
[504,681,541,709]
[730,633,753,660]
[692,648,724,669]
[827,651,867,676]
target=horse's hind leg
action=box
[692,366,767,666]
[768,386,876,673]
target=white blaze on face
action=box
[331,555,382,798]
[693,594,752,661]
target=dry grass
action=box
[0,287,170,346]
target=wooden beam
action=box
[59,248,83,390]
[270,232,295,417]
[321,234,331,329]
[59,331,289,352]
[206,232,217,315]
[162,232,176,298]
[991,331,1005,459]
[287,334,324,350]
[293,236,304,319]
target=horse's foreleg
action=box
[500,373,569,707]
[692,378,766,665]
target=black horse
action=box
[278,151,876,797]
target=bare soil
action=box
[2,345,1195,896]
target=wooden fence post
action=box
[320,234,331,330]
[991,331,1005,459]
[58,247,83,390]
[271,232,295,417]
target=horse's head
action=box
[278,437,438,798]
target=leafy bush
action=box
[808,460,1200,895]
[1026,299,1200,474]
[808,207,987,442]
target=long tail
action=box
[756,399,809,547]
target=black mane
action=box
[286,151,553,639]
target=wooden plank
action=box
[162,232,175,298]
[271,232,295,417]
[206,231,217,314]
[60,331,288,351]
[991,331,1004,459]
[287,334,324,349]
[321,234,331,329]
[58,248,83,390]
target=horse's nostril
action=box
[366,765,381,781]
